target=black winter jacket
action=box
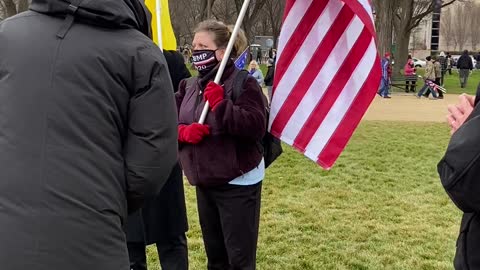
[0,0,177,269]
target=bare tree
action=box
[170,0,279,47]
[468,3,480,51]
[170,0,203,46]
[441,7,455,50]
[390,0,457,74]
[199,0,216,20]
[263,0,284,48]
[233,0,268,43]
[451,3,470,51]
[212,0,249,25]
[0,0,30,20]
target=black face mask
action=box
[192,50,219,76]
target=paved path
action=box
[363,93,462,122]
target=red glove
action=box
[204,82,224,111]
[178,124,210,144]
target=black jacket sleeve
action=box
[438,101,480,213]
[124,45,178,214]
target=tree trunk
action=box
[372,0,395,56]
[394,28,411,76]
[242,20,252,44]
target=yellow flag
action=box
[144,0,177,51]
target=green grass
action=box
[146,121,461,269]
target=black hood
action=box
[30,0,152,37]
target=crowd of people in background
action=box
[379,49,479,99]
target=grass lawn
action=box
[146,121,461,269]
[441,69,479,95]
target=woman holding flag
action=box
[176,20,268,270]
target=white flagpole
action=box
[156,0,163,51]
[198,0,251,124]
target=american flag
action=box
[269,0,381,169]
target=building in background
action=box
[410,0,480,58]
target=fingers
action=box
[458,95,473,112]
[461,93,476,106]
[451,117,462,131]
[447,115,456,128]
[467,95,476,106]
[448,104,463,120]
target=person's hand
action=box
[178,124,210,144]
[447,94,475,135]
[204,82,224,111]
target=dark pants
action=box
[459,69,470,88]
[196,182,262,270]
[440,70,446,86]
[405,80,416,92]
[128,234,188,270]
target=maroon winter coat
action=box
[176,61,267,186]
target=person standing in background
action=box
[457,50,474,88]
[249,60,264,86]
[446,52,453,75]
[438,51,448,86]
[434,57,444,99]
[404,55,416,93]
[264,58,276,102]
[126,50,190,270]
[257,48,263,64]
[378,52,392,98]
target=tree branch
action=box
[412,0,456,23]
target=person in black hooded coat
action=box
[0,0,178,269]
[457,50,474,88]
[126,50,191,270]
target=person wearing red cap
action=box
[378,52,392,98]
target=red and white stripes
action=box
[270,0,381,169]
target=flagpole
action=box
[156,0,163,51]
[198,0,251,124]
